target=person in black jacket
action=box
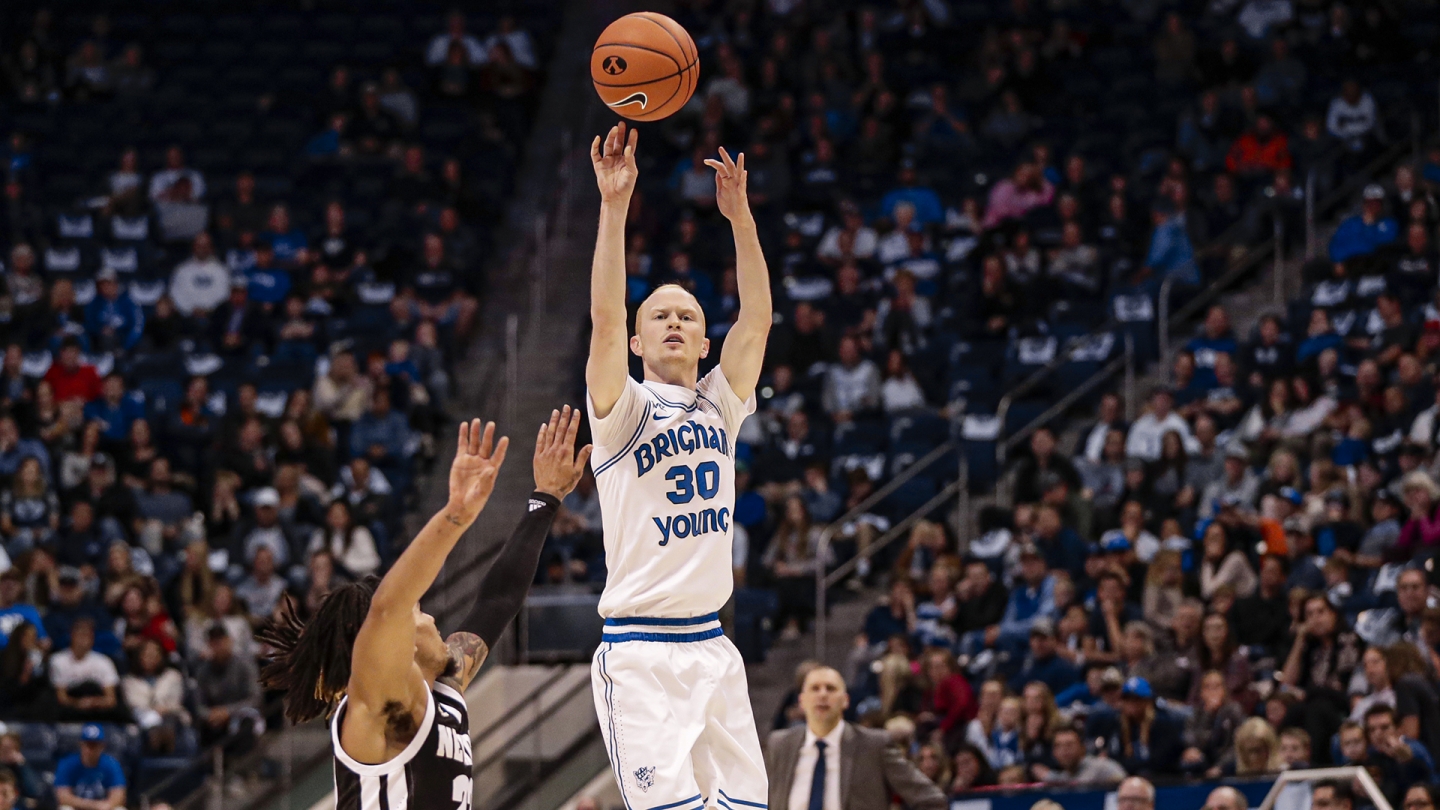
[1084,677,1186,776]
[953,557,1008,635]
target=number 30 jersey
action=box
[332,682,473,810]
[587,369,755,619]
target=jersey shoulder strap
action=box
[331,689,437,776]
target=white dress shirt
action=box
[787,722,844,810]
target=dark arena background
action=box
[1,1,1440,810]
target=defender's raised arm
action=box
[705,147,771,402]
[587,122,639,419]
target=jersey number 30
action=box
[452,775,472,810]
[664,461,720,504]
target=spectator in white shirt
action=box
[1126,387,1200,460]
[1326,79,1378,152]
[148,146,205,203]
[816,202,878,264]
[169,233,231,316]
[426,10,487,66]
[49,617,125,722]
[306,500,381,578]
[481,15,537,70]
[881,350,928,413]
[822,336,880,423]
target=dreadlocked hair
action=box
[257,576,380,724]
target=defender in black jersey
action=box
[259,409,592,810]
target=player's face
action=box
[632,287,709,373]
[412,605,449,676]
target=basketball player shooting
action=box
[587,121,772,810]
[258,409,592,810]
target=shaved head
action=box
[635,283,706,331]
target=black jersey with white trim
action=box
[332,682,473,810]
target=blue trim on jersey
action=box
[716,798,735,810]
[594,401,653,476]
[604,613,720,627]
[598,645,634,810]
[718,791,766,809]
[648,391,698,412]
[601,628,725,644]
[647,794,703,810]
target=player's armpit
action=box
[441,631,489,692]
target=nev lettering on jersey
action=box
[632,420,729,477]
[435,725,472,766]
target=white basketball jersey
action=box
[586,368,755,618]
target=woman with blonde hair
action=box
[914,743,953,789]
[1397,469,1440,556]
[0,456,59,553]
[172,539,215,620]
[1231,717,1281,775]
[1020,681,1065,763]
[965,678,1007,764]
[1142,550,1184,630]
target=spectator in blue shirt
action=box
[53,724,126,810]
[1034,504,1089,582]
[350,388,412,493]
[879,159,944,226]
[246,243,292,308]
[82,269,144,353]
[83,374,145,446]
[1143,198,1199,286]
[1009,618,1081,695]
[1330,184,1399,262]
[260,203,308,268]
[43,568,119,657]
[864,579,915,646]
[0,570,46,648]
[1186,306,1239,390]
[0,416,50,491]
[964,545,1055,657]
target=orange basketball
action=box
[592,12,699,122]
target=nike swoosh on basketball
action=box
[606,92,648,110]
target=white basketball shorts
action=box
[591,613,769,810]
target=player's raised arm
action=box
[344,420,506,758]
[706,147,771,402]
[588,122,639,418]
[441,406,592,692]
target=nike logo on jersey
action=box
[652,412,670,420]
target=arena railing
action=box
[813,439,970,660]
[993,124,1424,479]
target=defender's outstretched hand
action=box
[705,147,752,225]
[591,121,639,204]
[448,419,508,522]
[534,405,594,500]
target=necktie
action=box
[807,740,827,810]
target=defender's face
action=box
[632,287,709,370]
[414,605,448,674]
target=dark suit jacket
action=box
[765,723,947,810]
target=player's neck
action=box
[642,362,697,390]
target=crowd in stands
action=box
[0,3,547,806]
[548,0,1440,803]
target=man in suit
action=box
[765,666,947,810]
